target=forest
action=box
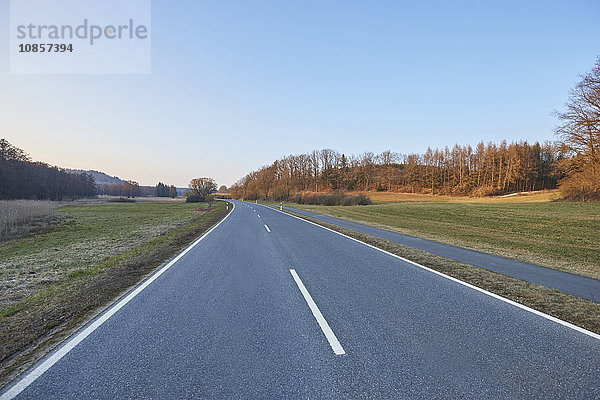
[0,139,182,201]
[0,139,96,200]
[230,141,564,201]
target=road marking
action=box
[0,204,236,400]
[252,204,600,342]
[264,224,271,232]
[289,269,346,355]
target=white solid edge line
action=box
[1,203,236,400]
[252,202,600,342]
[264,224,271,233]
[290,269,346,355]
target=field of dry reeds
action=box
[0,201,59,241]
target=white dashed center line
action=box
[289,269,345,355]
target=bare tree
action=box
[189,178,217,201]
[310,150,320,191]
[556,58,600,164]
[122,181,140,198]
[0,139,30,164]
[555,57,600,200]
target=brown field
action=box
[360,190,561,204]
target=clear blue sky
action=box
[1,0,599,187]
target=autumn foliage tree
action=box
[230,141,563,201]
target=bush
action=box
[270,186,289,201]
[289,194,302,204]
[185,194,202,203]
[470,186,501,197]
[289,191,372,206]
[186,194,217,203]
[108,197,135,203]
[355,194,372,205]
[559,165,600,201]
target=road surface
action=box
[285,206,600,302]
[2,200,600,399]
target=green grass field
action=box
[0,201,229,386]
[285,200,600,280]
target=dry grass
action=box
[65,196,186,205]
[0,201,61,241]
[127,196,186,204]
[362,190,560,204]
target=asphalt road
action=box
[285,206,600,302]
[2,200,600,399]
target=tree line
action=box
[0,140,210,202]
[232,57,600,202]
[97,182,180,198]
[96,181,142,198]
[230,141,564,200]
[155,182,178,198]
[0,139,96,200]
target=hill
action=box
[67,169,125,186]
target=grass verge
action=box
[280,208,600,336]
[0,201,230,389]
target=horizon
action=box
[4,139,563,190]
[2,0,599,187]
